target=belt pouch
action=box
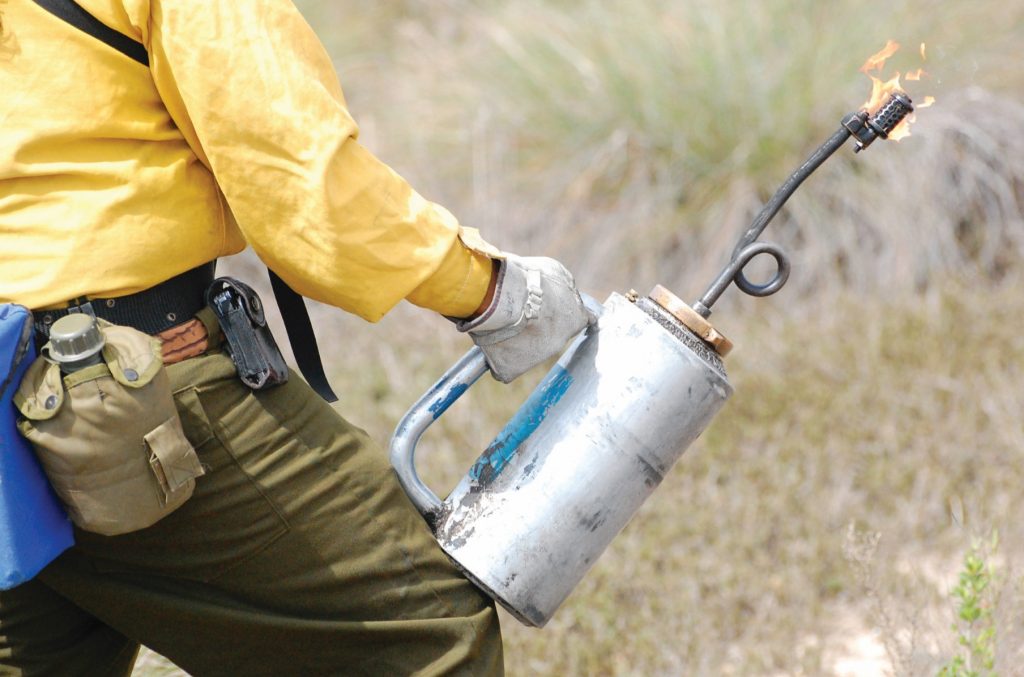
[14,320,205,536]
[206,277,289,390]
[0,305,74,589]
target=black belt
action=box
[32,262,338,403]
[33,263,215,338]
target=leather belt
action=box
[33,263,216,338]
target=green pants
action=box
[0,345,503,676]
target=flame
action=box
[920,42,927,60]
[862,70,904,115]
[888,112,915,142]
[860,39,900,74]
[859,40,935,141]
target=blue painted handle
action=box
[388,347,489,518]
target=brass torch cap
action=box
[648,285,733,357]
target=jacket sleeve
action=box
[132,0,492,321]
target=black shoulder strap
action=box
[267,271,338,403]
[34,0,339,403]
[32,0,149,66]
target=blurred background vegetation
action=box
[138,0,1024,674]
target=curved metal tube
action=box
[692,242,790,317]
[727,94,911,267]
[730,127,851,259]
[693,120,858,317]
[580,292,605,320]
[389,347,489,518]
[732,243,791,298]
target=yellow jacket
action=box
[0,0,493,320]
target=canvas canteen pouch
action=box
[14,318,205,536]
[0,304,74,589]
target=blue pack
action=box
[0,304,74,589]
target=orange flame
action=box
[889,114,915,141]
[859,40,935,142]
[863,71,903,114]
[860,39,900,74]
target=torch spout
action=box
[692,91,915,318]
[843,91,915,152]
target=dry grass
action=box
[309,0,1024,304]
[133,0,1024,674]
[488,277,1024,675]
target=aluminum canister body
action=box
[393,292,733,627]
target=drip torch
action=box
[390,92,915,627]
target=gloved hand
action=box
[454,255,595,383]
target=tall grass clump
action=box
[315,0,1024,305]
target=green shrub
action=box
[939,533,999,677]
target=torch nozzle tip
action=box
[867,91,914,139]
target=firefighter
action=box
[0,1,591,674]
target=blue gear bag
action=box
[0,304,74,589]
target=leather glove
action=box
[455,255,595,383]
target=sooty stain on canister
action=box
[579,509,608,533]
[523,604,545,626]
[635,454,664,488]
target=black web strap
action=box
[32,0,149,66]
[268,271,338,403]
[35,0,338,403]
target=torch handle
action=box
[389,347,490,520]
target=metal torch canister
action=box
[390,90,917,628]
[390,287,733,627]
